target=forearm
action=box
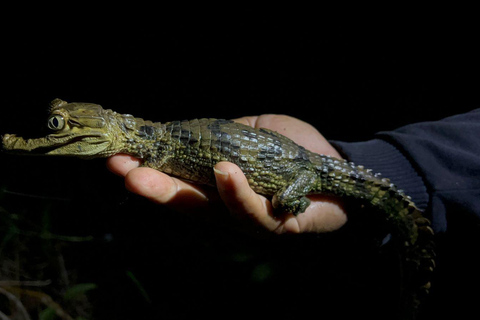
[331,109,480,233]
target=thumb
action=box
[213,161,284,232]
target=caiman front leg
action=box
[140,152,175,172]
[271,169,317,215]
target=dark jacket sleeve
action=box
[331,109,480,233]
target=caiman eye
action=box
[47,115,65,131]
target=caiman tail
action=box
[309,151,435,317]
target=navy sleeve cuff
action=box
[329,139,430,213]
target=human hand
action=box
[106,114,347,234]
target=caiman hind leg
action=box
[271,169,317,215]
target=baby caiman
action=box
[2,99,435,318]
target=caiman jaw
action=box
[2,132,111,158]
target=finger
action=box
[214,161,284,232]
[106,154,142,176]
[124,167,214,213]
[279,195,348,233]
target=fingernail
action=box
[213,167,229,177]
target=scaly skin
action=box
[2,99,435,317]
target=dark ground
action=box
[0,12,479,319]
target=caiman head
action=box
[2,99,124,159]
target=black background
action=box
[1,10,479,319]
